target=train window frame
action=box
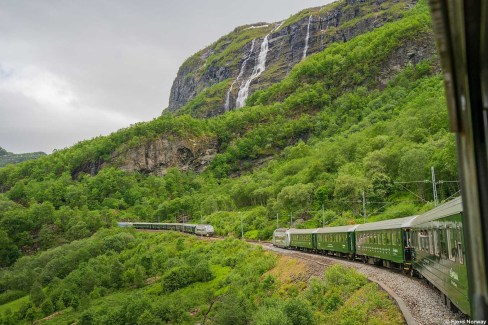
[433,229,440,257]
[428,230,434,255]
[440,228,448,259]
[455,225,464,264]
[447,228,456,262]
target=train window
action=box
[433,230,439,256]
[439,229,448,259]
[392,232,397,246]
[428,231,434,255]
[456,228,464,264]
[447,228,456,262]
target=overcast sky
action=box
[0,0,334,154]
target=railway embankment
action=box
[261,243,466,325]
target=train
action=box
[272,197,469,315]
[117,222,215,237]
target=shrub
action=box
[161,266,194,293]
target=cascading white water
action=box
[235,22,282,109]
[302,16,312,60]
[224,40,256,111]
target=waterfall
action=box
[224,39,256,111]
[302,16,312,60]
[235,22,282,109]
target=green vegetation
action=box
[0,147,46,168]
[0,229,403,324]
[0,1,456,267]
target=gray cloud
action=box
[0,0,334,153]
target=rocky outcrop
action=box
[109,135,218,175]
[167,0,419,116]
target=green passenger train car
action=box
[315,225,358,256]
[410,197,469,315]
[355,216,417,267]
[288,229,315,249]
[131,222,197,234]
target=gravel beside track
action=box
[261,243,466,325]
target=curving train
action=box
[117,222,215,237]
[272,197,469,315]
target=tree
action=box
[137,309,160,325]
[0,230,20,267]
[30,282,46,307]
[213,290,251,325]
[134,265,146,288]
[111,260,124,289]
[284,299,314,325]
[161,266,194,293]
[253,306,291,325]
[40,298,54,316]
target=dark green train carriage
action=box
[410,197,469,315]
[355,216,417,268]
[288,228,315,250]
[315,225,358,257]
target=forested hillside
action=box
[0,0,456,265]
[0,230,402,324]
[0,147,45,168]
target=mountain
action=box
[0,0,456,266]
[0,147,46,168]
[168,0,421,117]
[0,1,458,322]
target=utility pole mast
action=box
[290,212,293,228]
[276,213,279,228]
[362,191,366,224]
[322,204,325,227]
[431,166,438,206]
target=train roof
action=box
[355,215,417,231]
[273,228,289,233]
[410,197,462,226]
[131,222,196,227]
[288,228,316,234]
[315,225,359,234]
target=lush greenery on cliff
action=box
[0,230,403,324]
[0,147,45,168]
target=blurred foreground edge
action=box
[428,0,488,318]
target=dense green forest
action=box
[0,230,403,324]
[0,0,456,322]
[0,0,455,261]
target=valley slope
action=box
[0,0,455,264]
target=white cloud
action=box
[0,65,77,111]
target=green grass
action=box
[0,295,29,314]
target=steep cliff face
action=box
[167,0,418,117]
[110,135,218,176]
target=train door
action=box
[403,228,413,262]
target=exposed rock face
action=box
[110,135,218,176]
[167,0,419,116]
